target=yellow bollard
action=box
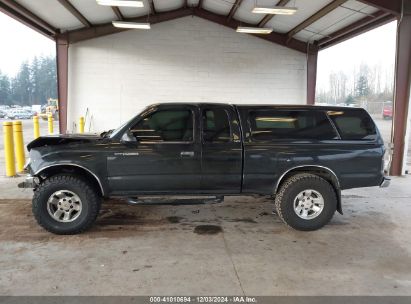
[48,114,54,134]
[3,122,16,177]
[33,115,40,139]
[79,116,85,133]
[13,121,25,173]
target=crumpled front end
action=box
[27,134,100,151]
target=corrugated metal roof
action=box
[3,0,396,51]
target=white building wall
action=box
[67,16,307,132]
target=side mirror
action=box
[121,131,137,144]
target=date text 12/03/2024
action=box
[149,296,257,303]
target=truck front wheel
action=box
[275,173,337,231]
[32,174,101,234]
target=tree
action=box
[317,62,394,106]
[0,71,11,105]
[329,71,348,103]
[2,56,57,106]
[11,61,32,105]
[345,94,355,105]
[356,75,370,97]
[31,56,41,104]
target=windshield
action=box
[108,118,133,139]
[108,106,152,139]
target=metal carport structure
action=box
[0,0,409,176]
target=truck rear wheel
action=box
[275,173,337,231]
[32,174,101,235]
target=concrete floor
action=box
[0,175,410,295]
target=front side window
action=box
[327,109,377,140]
[202,108,232,143]
[249,110,338,141]
[130,109,193,142]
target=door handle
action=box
[180,151,194,157]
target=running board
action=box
[126,196,224,206]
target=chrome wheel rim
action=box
[293,189,324,220]
[47,190,82,223]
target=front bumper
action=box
[18,175,37,189]
[380,176,391,188]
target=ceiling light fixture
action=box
[112,21,150,29]
[97,0,144,7]
[236,27,273,34]
[252,6,298,15]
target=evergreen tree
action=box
[31,56,41,104]
[356,75,370,97]
[3,56,58,106]
[11,61,32,105]
[0,71,11,105]
[345,94,355,105]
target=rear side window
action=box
[249,110,338,141]
[327,109,377,140]
[202,108,232,143]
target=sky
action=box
[0,12,55,76]
[0,11,397,89]
[317,21,397,92]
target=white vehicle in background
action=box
[32,105,42,115]
[5,108,33,120]
[0,109,7,118]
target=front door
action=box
[200,105,243,194]
[107,105,201,195]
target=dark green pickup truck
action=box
[20,103,389,234]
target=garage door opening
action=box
[316,20,410,174]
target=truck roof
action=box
[151,102,364,111]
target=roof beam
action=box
[227,0,243,22]
[57,0,92,28]
[0,0,57,37]
[63,7,308,53]
[318,13,396,49]
[287,0,347,39]
[65,7,194,43]
[357,0,401,16]
[193,8,308,53]
[111,7,124,20]
[148,0,156,15]
[317,10,390,47]
[258,0,291,27]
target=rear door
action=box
[200,105,242,194]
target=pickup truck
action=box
[20,103,390,234]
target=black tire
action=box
[275,173,337,231]
[32,174,101,235]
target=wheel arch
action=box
[274,165,342,214]
[35,164,105,197]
